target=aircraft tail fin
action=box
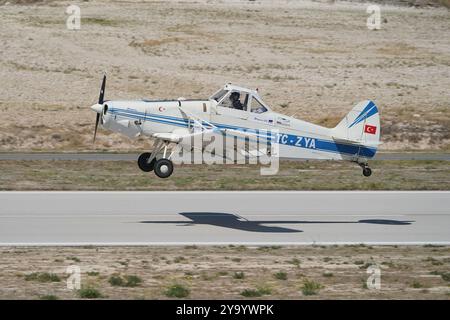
[331,100,381,153]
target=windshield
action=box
[210,89,228,102]
[250,97,268,113]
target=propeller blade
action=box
[93,113,100,143]
[98,74,106,104]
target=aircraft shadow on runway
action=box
[139,212,414,233]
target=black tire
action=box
[154,158,174,178]
[138,152,156,172]
[363,167,372,177]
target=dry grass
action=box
[0,159,448,190]
[1,245,449,299]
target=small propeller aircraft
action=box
[90,74,380,178]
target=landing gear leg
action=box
[357,162,372,177]
[153,143,174,178]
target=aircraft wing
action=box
[177,104,274,144]
[152,132,182,143]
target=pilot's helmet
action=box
[230,92,240,101]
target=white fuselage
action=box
[100,99,376,162]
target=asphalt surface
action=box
[0,191,449,245]
[0,152,449,161]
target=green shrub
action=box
[25,272,60,283]
[67,256,80,262]
[240,289,262,297]
[165,284,190,298]
[287,258,300,266]
[301,280,322,296]
[108,274,142,287]
[108,275,124,286]
[124,275,142,287]
[441,272,450,281]
[174,256,186,263]
[274,272,287,280]
[257,286,272,295]
[78,287,102,299]
[233,272,245,279]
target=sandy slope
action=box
[0,0,449,151]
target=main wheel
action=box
[138,152,156,172]
[363,167,372,177]
[154,158,174,178]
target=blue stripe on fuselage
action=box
[108,107,376,158]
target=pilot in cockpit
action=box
[229,92,244,110]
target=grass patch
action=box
[165,284,190,298]
[274,271,287,280]
[441,272,450,281]
[124,275,142,287]
[301,280,322,296]
[78,287,102,299]
[67,256,80,262]
[241,286,272,297]
[108,274,142,287]
[412,281,424,288]
[430,271,450,281]
[256,285,272,295]
[174,256,186,263]
[240,289,262,297]
[322,272,334,278]
[83,17,118,27]
[287,258,300,266]
[25,272,60,283]
[87,271,99,276]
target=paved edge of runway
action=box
[0,152,449,161]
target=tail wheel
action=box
[363,167,372,177]
[138,152,156,172]
[154,159,174,178]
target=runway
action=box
[0,191,449,245]
[0,152,449,161]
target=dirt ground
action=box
[0,245,448,299]
[0,0,449,152]
[0,159,448,190]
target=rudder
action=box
[332,100,380,150]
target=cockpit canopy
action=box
[209,84,270,114]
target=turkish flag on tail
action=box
[364,124,377,135]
